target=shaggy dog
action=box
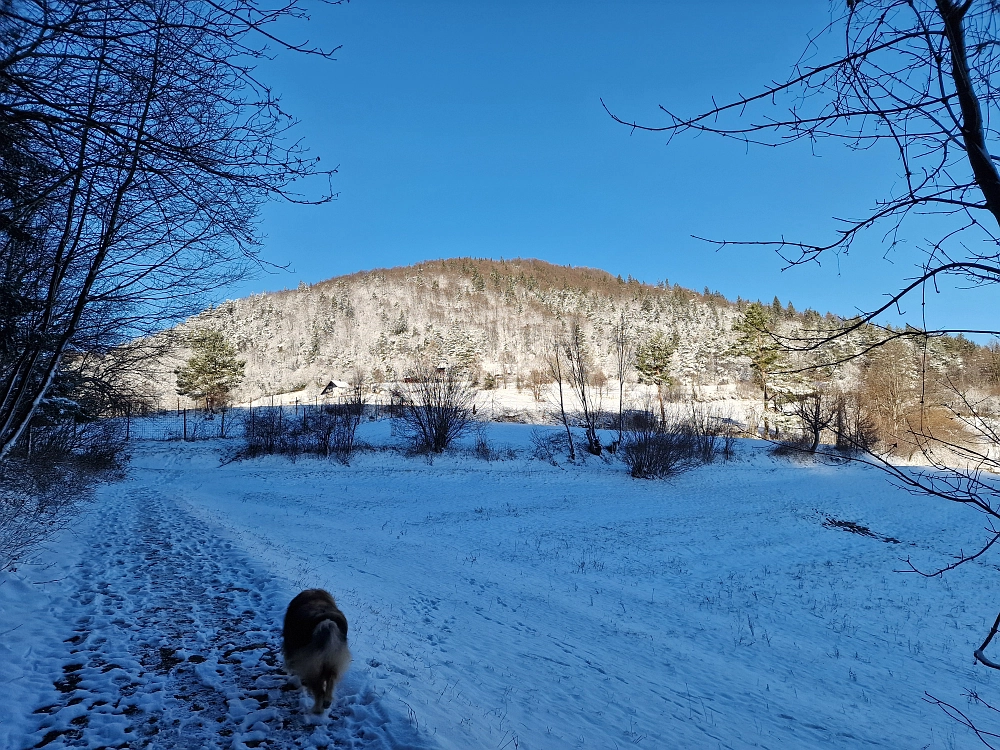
[282,589,352,714]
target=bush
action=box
[473,426,497,461]
[11,417,126,469]
[685,404,721,463]
[241,399,366,464]
[311,402,365,462]
[620,405,735,479]
[0,460,87,572]
[393,368,474,453]
[620,421,699,479]
[530,428,565,464]
[0,419,126,571]
[242,406,297,457]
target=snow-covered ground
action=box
[231,381,750,425]
[3,422,999,749]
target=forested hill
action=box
[149,257,982,408]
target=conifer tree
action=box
[635,331,677,423]
[729,303,783,433]
[175,329,245,411]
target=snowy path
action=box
[15,474,428,750]
[7,425,1000,749]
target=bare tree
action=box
[605,2,1000,310]
[393,365,474,453]
[607,0,1000,693]
[527,368,552,402]
[791,392,836,453]
[0,0,338,458]
[611,309,634,445]
[547,336,576,461]
[565,322,602,455]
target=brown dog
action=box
[282,589,352,714]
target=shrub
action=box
[242,406,298,457]
[685,403,722,463]
[530,428,566,464]
[314,402,365,463]
[620,405,736,479]
[241,398,367,464]
[620,419,699,479]
[0,460,91,572]
[0,419,125,571]
[12,416,126,470]
[392,368,474,453]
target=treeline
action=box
[151,258,801,405]
[151,259,997,456]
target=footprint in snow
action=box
[22,488,434,750]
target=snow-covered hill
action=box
[150,258,784,408]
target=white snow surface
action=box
[3,422,999,749]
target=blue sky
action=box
[241,0,994,334]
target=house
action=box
[320,380,350,396]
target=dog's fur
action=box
[282,589,352,714]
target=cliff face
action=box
[146,257,847,408]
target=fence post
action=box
[220,408,225,438]
[183,408,187,441]
[125,407,131,441]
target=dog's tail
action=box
[311,618,346,652]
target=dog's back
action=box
[283,589,351,714]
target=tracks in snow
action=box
[23,479,423,750]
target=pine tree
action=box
[175,329,245,411]
[729,303,783,433]
[635,331,677,423]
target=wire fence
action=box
[121,402,397,442]
[121,409,237,441]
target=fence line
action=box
[121,402,394,442]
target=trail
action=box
[20,474,429,750]
[9,430,992,749]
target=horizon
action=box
[231,1,999,339]
[240,254,829,312]
[215,255,970,334]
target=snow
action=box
[3,422,999,748]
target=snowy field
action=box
[3,422,1000,749]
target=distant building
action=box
[320,380,350,396]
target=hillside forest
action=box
[141,257,999,459]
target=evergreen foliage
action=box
[175,329,245,410]
[729,303,783,399]
[635,330,678,423]
[635,331,677,387]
